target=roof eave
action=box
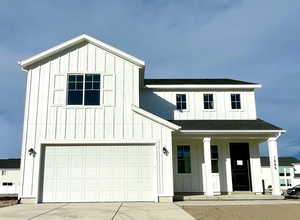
[19,34,145,70]
[180,129,286,134]
[145,84,262,89]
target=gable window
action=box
[177,145,191,173]
[176,94,187,110]
[67,74,101,105]
[204,94,214,109]
[231,94,241,109]
[211,145,219,173]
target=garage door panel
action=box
[42,145,156,202]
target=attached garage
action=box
[40,144,157,202]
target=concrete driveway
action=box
[0,202,195,220]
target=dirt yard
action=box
[183,204,300,220]
[0,197,18,208]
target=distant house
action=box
[18,34,285,203]
[261,157,300,191]
[0,159,20,195]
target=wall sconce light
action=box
[28,148,36,157]
[163,147,169,156]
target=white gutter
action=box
[180,130,286,133]
[145,84,262,89]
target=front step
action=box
[174,194,284,201]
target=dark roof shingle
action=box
[0,159,21,169]
[169,119,283,131]
[144,78,258,85]
[260,157,300,167]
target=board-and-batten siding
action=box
[140,89,257,120]
[20,42,173,198]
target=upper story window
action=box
[231,94,241,109]
[176,94,187,110]
[279,167,285,176]
[211,145,219,173]
[203,94,214,110]
[67,74,101,105]
[177,145,191,173]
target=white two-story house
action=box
[18,34,285,203]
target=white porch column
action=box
[203,137,214,196]
[268,137,281,196]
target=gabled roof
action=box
[260,157,300,167]
[0,159,20,169]
[19,34,145,70]
[144,78,261,89]
[169,119,285,133]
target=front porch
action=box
[172,130,283,198]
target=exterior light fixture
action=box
[163,147,169,156]
[28,148,36,157]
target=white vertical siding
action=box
[141,89,257,120]
[20,42,174,200]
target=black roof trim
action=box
[260,157,300,167]
[169,119,283,131]
[144,78,259,85]
[0,159,21,169]
[294,174,300,178]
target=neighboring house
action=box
[18,34,285,203]
[0,159,20,194]
[261,157,300,191]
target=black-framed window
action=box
[231,94,241,109]
[177,145,191,173]
[84,74,100,105]
[67,74,101,105]
[211,145,219,173]
[176,94,187,110]
[204,94,214,109]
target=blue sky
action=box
[0,0,300,159]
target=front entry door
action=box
[230,143,252,191]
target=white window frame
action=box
[175,93,189,112]
[230,93,243,111]
[66,73,102,107]
[203,93,216,111]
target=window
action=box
[231,94,241,109]
[287,179,292,186]
[203,94,214,110]
[211,145,219,173]
[286,169,291,176]
[177,145,191,173]
[67,74,101,105]
[280,179,286,186]
[279,167,285,176]
[176,94,187,110]
[1,170,6,176]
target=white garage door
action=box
[41,145,156,202]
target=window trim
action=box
[175,93,189,112]
[66,73,102,107]
[230,93,243,111]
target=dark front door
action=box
[230,143,252,191]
